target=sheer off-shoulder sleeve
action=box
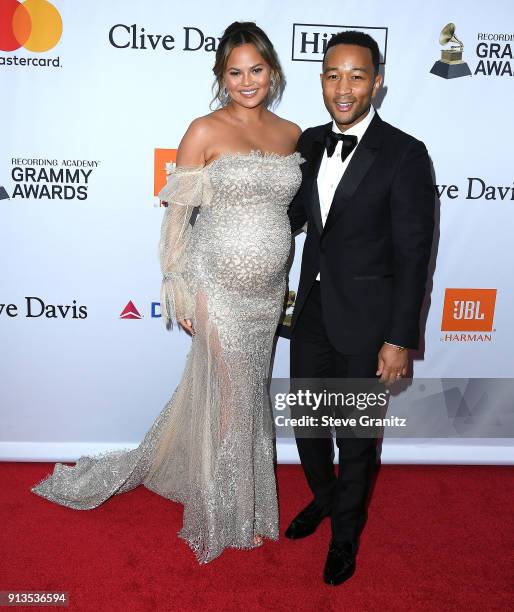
[157,165,206,329]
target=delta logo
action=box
[119,300,162,319]
[0,0,62,67]
[441,288,497,342]
[154,148,177,206]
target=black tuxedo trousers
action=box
[290,280,379,544]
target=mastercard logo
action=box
[0,0,62,52]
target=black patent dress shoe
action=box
[284,500,331,539]
[323,541,357,586]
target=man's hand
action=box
[178,319,195,335]
[376,343,408,386]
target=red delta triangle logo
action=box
[120,300,142,319]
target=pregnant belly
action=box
[193,206,291,293]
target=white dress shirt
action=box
[315,106,375,281]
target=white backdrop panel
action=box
[1,0,513,463]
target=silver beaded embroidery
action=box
[31,151,304,564]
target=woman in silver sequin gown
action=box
[31,22,303,564]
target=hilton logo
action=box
[291,24,388,63]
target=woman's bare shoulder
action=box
[268,113,302,145]
[183,112,221,139]
[177,113,227,165]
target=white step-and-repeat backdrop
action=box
[1,0,513,463]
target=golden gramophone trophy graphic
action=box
[430,23,472,79]
[277,290,296,338]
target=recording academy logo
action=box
[0,0,62,67]
[119,300,162,319]
[2,157,101,200]
[154,148,177,206]
[431,22,514,78]
[441,288,497,342]
[475,32,514,76]
[291,24,388,63]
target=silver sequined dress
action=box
[31,151,303,564]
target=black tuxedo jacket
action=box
[287,112,435,354]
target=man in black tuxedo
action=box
[285,31,435,585]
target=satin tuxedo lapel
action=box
[304,123,331,236]
[322,113,384,236]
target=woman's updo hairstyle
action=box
[211,21,285,110]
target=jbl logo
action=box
[453,300,485,320]
[442,289,496,331]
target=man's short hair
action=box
[323,31,380,74]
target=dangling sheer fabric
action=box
[158,165,208,328]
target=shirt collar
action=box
[332,105,375,140]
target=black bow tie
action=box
[324,131,358,162]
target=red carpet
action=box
[1,463,513,611]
